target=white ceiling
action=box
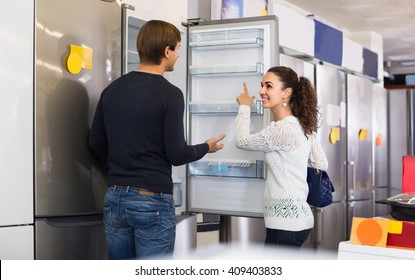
[281,0,415,73]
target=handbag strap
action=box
[310,136,320,173]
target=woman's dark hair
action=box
[136,20,181,65]
[267,66,320,136]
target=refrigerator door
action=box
[35,214,106,260]
[315,65,347,203]
[373,85,388,189]
[186,16,279,216]
[313,202,347,250]
[35,0,121,216]
[346,74,373,201]
[373,85,389,216]
[121,4,144,75]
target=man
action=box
[89,20,225,259]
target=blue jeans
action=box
[103,186,176,260]
[265,228,311,247]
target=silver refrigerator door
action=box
[372,85,389,216]
[315,65,347,203]
[346,74,374,236]
[34,0,122,260]
[307,64,348,251]
[346,74,373,201]
[35,0,121,216]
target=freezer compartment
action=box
[189,100,263,115]
[189,159,264,179]
[313,202,347,250]
[219,216,266,245]
[35,214,106,260]
[189,28,264,49]
[302,202,347,251]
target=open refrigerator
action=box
[184,16,279,242]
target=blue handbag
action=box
[306,167,335,208]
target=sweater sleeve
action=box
[88,96,108,164]
[164,88,209,166]
[235,105,301,152]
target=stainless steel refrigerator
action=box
[309,64,348,251]
[34,0,194,259]
[345,73,374,236]
[34,0,123,259]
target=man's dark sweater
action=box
[89,71,208,193]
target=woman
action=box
[235,66,328,247]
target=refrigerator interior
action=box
[186,16,279,217]
[34,0,121,259]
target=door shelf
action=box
[189,101,263,115]
[188,160,265,179]
[189,62,264,76]
[189,28,264,49]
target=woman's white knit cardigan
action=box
[235,105,328,231]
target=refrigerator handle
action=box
[256,100,264,115]
[40,215,103,228]
[348,161,356,198]
[315,208,323,246]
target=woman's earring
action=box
[283,99,287,107]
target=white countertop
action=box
[338,241,415,260]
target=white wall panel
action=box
[270,2,314,56]
[342,37,363,73]
[125,0,188,31]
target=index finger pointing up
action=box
[243,82,248,95]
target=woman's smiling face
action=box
[259,71,286,110]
